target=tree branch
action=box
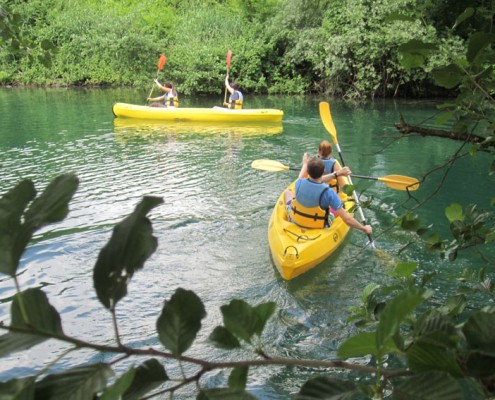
[394,114,494,148]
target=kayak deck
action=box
[268,180,354,280]
[112,103,284,122]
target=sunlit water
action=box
[0,88,493,398]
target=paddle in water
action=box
[147,54,167,102]
[250,159,420,191]
[319,101,376,249]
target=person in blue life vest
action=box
[223,75,243,109]
[147,80,179,108]
[284,154,373,234]
[318,140,348,189]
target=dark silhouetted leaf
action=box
[34,363,113,400]
[431,65,464,89]
[157,288,206,355]
[228,366,248,391]
[463,311,495,353]
[93,196,163,310]
[393,372,463,400]
[209,326,241,349]
[0,377,35,399]
[0,179,36,276]
[297,376,365,399]
[467,32,495,63]
[122,359,168,400]
[407,342,463,376]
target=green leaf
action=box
[462,311,495,353]
[0,289,65,357]
[431,65,464,89]
[220,300,261,344]
[392,372,463,400]
[34,363,114,400]
[398,40,437,69]
[465,351,495,378]
[445,203,464,223]
[376,288,429,351]
[122,359,168,400]
[389,262,417,279]
[407,342,463,377]
[467,32,495,63]
[0,331,51,358]
[157,288,206,356]
[297,377,363,399]
[338,332,378,358]
[453,7,474,29]
[93,196,163,310]
[11,288,63,334]
[24,173,79,228]
[209,326,241,349]
[228,367,248,391]
[253,302,276,336]
[0,179,36,277]
[99,368,136,400]
[0,377,35,399]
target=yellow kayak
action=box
[268,179,354,280]
[112,103,284,122]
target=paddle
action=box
[224,49,232,105]
[319,101,376,248]
[147,54,167,101]
[250,159,420,191]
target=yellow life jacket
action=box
[165,96,179,107]
[289,199,329,229]
[228,99,243,110]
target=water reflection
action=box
[113,117,284,137]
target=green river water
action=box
[0,87,493,398]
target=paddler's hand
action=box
[337,166,351,177]
[302,152,309,164]
[363,225,372,235]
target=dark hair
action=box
[307,157,325,179]
[232,82,240,90]
[164,82,173,89]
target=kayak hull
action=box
[112,103,284,122]
[268,180,353,280]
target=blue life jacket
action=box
[322,158,336,175]
[289,179,329,228]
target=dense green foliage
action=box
[0,0,491,97]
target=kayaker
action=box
[317,140,347,189]
[147,81,179,108]
[284,154,372,234]
[223,75,243,109]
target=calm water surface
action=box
[0,88,493,398]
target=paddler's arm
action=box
[298,153,309,179]
[322,166,351,183]
[335,208,372,234]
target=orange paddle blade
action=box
[226,50,232,69]
[158,54,167,70]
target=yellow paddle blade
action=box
[251,159,291,172]
[378,175,420,191]
[319,101,339,145]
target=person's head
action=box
[232,82,240,91]
[164,81,174,89]
[318,140,333,158]
[307,157,325,179]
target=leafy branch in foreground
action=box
[1,174,495,399]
